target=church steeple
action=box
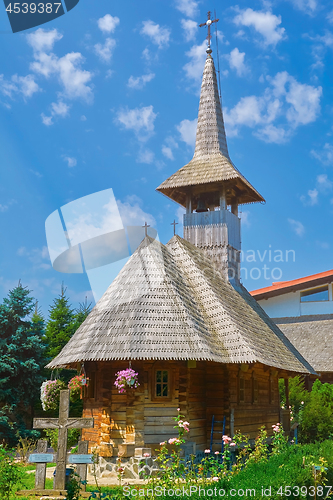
[193,46,229,161]
[157,20,265,282]
[156,49,264,210]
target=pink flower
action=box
[230,442,236,447]
[212,477,219,482]
[214,451,219,455]
[204,449,211,453]
[143,453,150,457]
[301,401,304,405]
[168,438,180,445]
[177,408,180,411]
[222,435,232,444]
[160,441,166,446]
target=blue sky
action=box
[0,0,332,315]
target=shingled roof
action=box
[274,315,333,373]
[47,235,315,374]
[156,50,264,207]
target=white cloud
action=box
[97,14,120,34]
[240,210,250,227]
[0,74,40,100]
[28,29,93,102]
[17,245,50,270]
[12,74,40,98]
[176,206,186,227]
[26,28,63,52]
[41,113,53,126]
[228,48,247,76]
[81,115,87,121]
[184,41,207,82]
[127,73,155,89]
[30,169,43,178]
[317,173,333,191]
[288,0,317,14]
[41,100,70,125]
[162,136,179,160]
[174,0,199,17]
[94,38,116,63]
[288,218,305,236]
[117,195,156,227]
[162,145,174,160]
[308,188,319,205]
[311,143,333,165]
[224,71,321,143]
[285,78,322,126]
[233,8,286,47]
[137,148,155,164]
[327,10,333,24]
[63,156,77,167]
[301,174,333,205]
[0,204,8,212]
[51,100,70,117]
[177,118,197,146]
[140,20,171,49]
[255,124,289,143]
[181,19,198,42]
[115,105,157,141]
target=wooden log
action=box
[77,441,88,491]
[35,440,47,490]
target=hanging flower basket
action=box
[40,379,66,411]
[114,368,139,394]
[68,374,89,401]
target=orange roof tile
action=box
[250,269,333,300]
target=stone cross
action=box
[33,390,94,490]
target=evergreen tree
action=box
[72,297,92,333]
[0,283,46,444]
[44,284,75,359]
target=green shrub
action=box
[0,444,24,500]
[300,380,333,443]
[45,428,81,451]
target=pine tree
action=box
[72,297,92,333]
[44,284,76,359]
[0,283,46,444]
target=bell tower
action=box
[157,13,264,283]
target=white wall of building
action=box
[257,284,333,318]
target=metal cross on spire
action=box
[199,11,219,48]
[143,221,150,237]
[171,219,178,236]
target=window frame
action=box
[300,285,329,303]
[151,367,173,402]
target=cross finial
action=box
[171,219,178,236]
[143,221,150,237]
[199,11,219,50]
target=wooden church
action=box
[47,32,315,460]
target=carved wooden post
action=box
[35,440,48,490]
[54,390,69,490]
[77,440,88,491]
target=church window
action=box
[300,285,329,302]
[155,370,169,398]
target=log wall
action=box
[82,360,284,456]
